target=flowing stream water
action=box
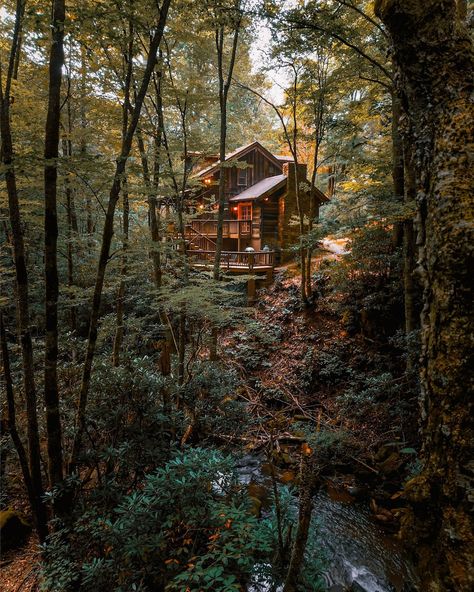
[235,456,419,592]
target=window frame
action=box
[237,167,248,186]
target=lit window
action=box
[237,168,247,186]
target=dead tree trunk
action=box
[375,1,474,589]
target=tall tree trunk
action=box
[213,9,242,280]
[43,0,66,489]
[0,0,48,541]
[69,0,172,472]
[80,45,93,238]
[63,63,79,333]
[402,138,417,337]
[375,2,474,590]
[0,313,37,530]
[63,131,78,332]
[112,27,134,368]
[137,126,162,288]
[111,181,129,367]
[283,454,318,592]
[391,93,405,246]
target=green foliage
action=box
[338,372,399,414]
[40,449,274,592]
[179,362,247,440]
[321,225,404,338]
[78,357,172,485]
[229,319,281,371]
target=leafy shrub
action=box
[41,449,274,592]
[179,362,247,440]
[77,357,172,497]
[327,225,406,338]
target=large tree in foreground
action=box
[375,1,473,590]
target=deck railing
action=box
[188,219,252,238]
[187,249,275,271]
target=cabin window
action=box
[237,168,248,186]
[238,202,252,234]
[238,203,252,220]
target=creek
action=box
[235,455,419,592]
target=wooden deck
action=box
[187,249,275,273]
[188,219,254,239]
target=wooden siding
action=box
[262,190,284,248]
[252,205,261,239]
[225,146,283,199]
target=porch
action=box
[187,218,255,239]
[186,248,275,273]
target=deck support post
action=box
[247,277,256,305]
[265,268,273,286]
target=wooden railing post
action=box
[249,252,254,271]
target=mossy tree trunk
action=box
[375,1,474,590]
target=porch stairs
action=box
[185,224,217,251]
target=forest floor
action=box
[1,537,40,592]
[223,244,418,522]
[1,244,417,590]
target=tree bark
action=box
[402,138,418,337]
[80,45,93,238]
[111,181,129,367]
[391,93,405,246]
[43,0,66,489]
[375,2,474,590]
[63,128,78,332]
[112,26,134,368]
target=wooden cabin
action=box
[185,141,328,272]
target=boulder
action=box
[0,509,31,551]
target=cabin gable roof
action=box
[229,174,287,202]
[194,141,286,179]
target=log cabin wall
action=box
[250,205,262,250]
[261,191,283,251]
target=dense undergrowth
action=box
[1,225,421,591]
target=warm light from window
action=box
[198,204,204,209]
[204,178,211,185]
